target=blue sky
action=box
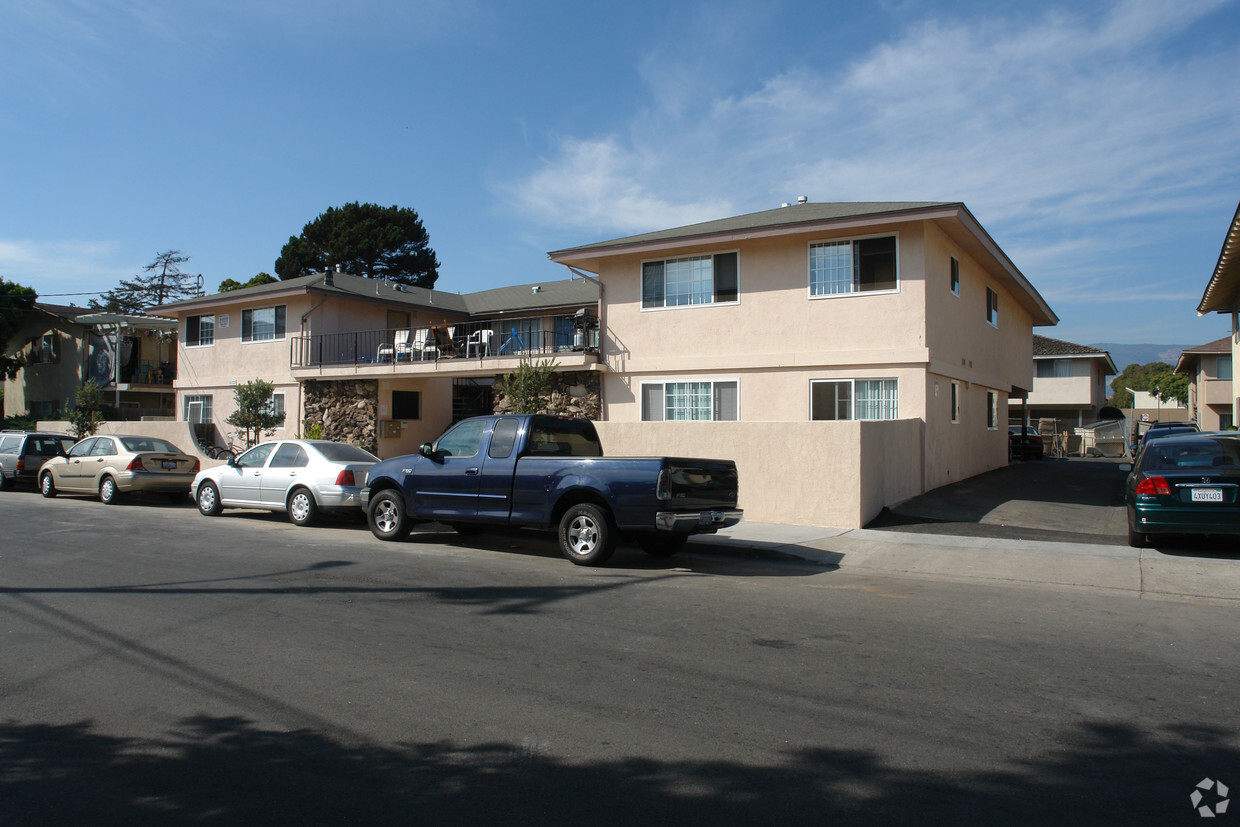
[2,0,1238,346]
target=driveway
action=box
[867,457,1129,545]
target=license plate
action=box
[161,460,178,471]
[1191,488,1223,503]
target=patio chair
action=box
[432,325,459,357]
[393,329,412,361]
[411,328,436,360]
[466,329,493,358]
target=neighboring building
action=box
[157,270,602,458]
[1009,335,1116,429]
[1127,390,1190,425]
[3,303,176,419]
[549,201,1058,527]
[1196,200,1240,428]
[1176,336,1234,429]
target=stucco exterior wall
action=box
[594,419,923,528]
[3,315,86,417]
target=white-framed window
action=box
[950,257,960,296]
[987,391,998,429]
[951,381,961,423]
[262,392,286,419]
[811,379,899,421]
[809,235,897,297]
[1036,359,1073,378]
[986,287,999,327]
[186,314,215,347]
[242,305,286,342]
[183,394,213,423]
[642,252,738,309]
[641,380,738,421]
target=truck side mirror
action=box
[419,442,439,461]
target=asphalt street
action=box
[1,484,1238,825]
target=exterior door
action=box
[408,419,486,520]
[219,443,275,505]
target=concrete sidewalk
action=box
[686,519,1240,602]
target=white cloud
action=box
[510,0,1240,258]
[0,239,129,297]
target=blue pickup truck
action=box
[361,414,742,565]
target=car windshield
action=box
[120,437,181,453]
[313,442,379,463]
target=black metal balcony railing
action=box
[290,319,597,369]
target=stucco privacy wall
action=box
[593,419,923,528]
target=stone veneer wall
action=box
[303,379,379,453]
[493,370,601,419]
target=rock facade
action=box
[493,370,601,419]
[303,379,378,453]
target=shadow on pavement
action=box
[1,715,1232,825]
[867,458,1128,546]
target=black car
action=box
[1139,420,1199,448]
[1008,425,1044,460]
[0,431,77,489]
[1119,432,1240,548]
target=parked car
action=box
[38,434,200,503]
[1008,425,1044,460]
[362,414,742,565]
[192,439,379,526]
[1119,432,1240,548]
[0,431,77,489]
[1138,420,1199,449]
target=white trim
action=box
[809,377,900,421]
[639,377,741,421]
[639,250,742,312]
[806,231,901,301]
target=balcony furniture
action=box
[432,325,459,357]
[466,329,493,358]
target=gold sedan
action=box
[38,434,201,504]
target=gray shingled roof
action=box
[156,270,595,317]
[550,202,955,254]
[1033,335,1117,374]
[462,279,598,315]
[1180,335,1233,354]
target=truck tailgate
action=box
[664,458,739,510]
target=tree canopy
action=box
[219,272,278,293]
[274,202,440,287]
[91,250,201,313]
[1109,361,1189,407]
[0,277,38,379]
[225,379,286,449]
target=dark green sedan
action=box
[1120,433,1240,548]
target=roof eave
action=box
[1197,200,1240,315]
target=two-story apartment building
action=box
[1196,199,1240,428]
[1176,336,1234,429]
[3,303,177,419]
[158,269,602,458]
[549,201,1058,527]
[1009,335,1116,429]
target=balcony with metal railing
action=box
[290,316,601,378]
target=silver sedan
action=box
[192,439,378,526]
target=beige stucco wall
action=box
[594,419,923,528]
[3,315,86,416]
[374,375,456,457]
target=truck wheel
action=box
[369,490,412,542]
[638,535,687,557]
[558,503,616,566]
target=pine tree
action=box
[92,250,201,313]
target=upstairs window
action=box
[1215,356,1232,381]
[186,314,215,346]
[1036,359,1073,378]
[642,380,738,421]
[809,236,897,297]
[242,306,286,342]
[642,252,738,309]
[950,257,960,295]
[986,287,999,327]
